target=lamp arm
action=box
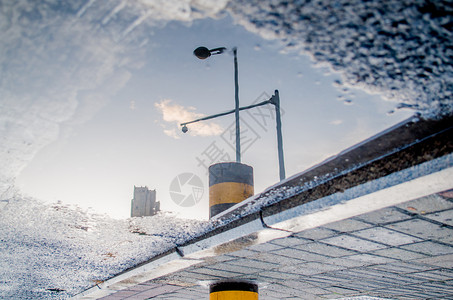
[180,99,271,127]
[209,47,227,55]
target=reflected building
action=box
[131,186,160,217]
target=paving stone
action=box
[410,269,453,281]
[247,241,283,252]
[324,285,360,295]
[189,267,241,278]
[168,270,221,281]
[424,209,453,226]
[370,247,428,260]
[323,234,387,252]
[417,281,453,292]
[294,242,355,257]
[322,257,370,268]
[279,261,343,275]
[311,273,351,285]
[260,289,293,298]
[225,257,280,270]
[271,247,329,262]
[259,270,300,280]
[364,291,399,299]
[422,280,453,292]
[335,295,387,300]
[208,262,261,275]
[322,293,359,299]
[323,270,383,287]
[356,207,413,225]
[153,293,194,300]
[303,275,348,287]
[270,236,310,247]
[344,253,397,265]
[345,267,412,284]
[335,280,382,291]
[386,218,453,243]
[280,280,318,290]
[263,282,305,296]
[130,285,181,299]
[102,290,138,298]
[232,274,260,281]
[293,227,338,240]
[380,286,417,295]
[156,279,197,288]
[228,249,260,259]
[401,241,453,255]
[352,227,422,246]
[323,219,373,232]
[415,253,453,268]
[396,194,453,214]
[253,251,305,266]
[370,261,434,274]
[303,287,330,295]
[201,254,237,264]
[411,291,452,299]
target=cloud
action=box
[155,99,223,138]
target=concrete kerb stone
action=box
[262,155,453,234]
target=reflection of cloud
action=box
[163,128,180,139]
[155,100,223,138]
[0,0,233,196]
[0,1,139,195]
[329,119,343,126]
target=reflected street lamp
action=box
[184,46,286,181]
[181,90,286,181]
[193,46,241,163]
[193,46,226,59]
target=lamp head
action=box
[193,47,211,59]
[181,125,188,133]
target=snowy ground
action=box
[0,190,212,299]
[1,0,452,298]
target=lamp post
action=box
[188,46,286,220]
[181,90,286,181]
[193,46,241,163]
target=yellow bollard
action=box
[210,281,258,300]
[209,162,254,219]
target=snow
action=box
[1,0,452,298]
[0,190,212,299]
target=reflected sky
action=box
[3,1,416,219]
